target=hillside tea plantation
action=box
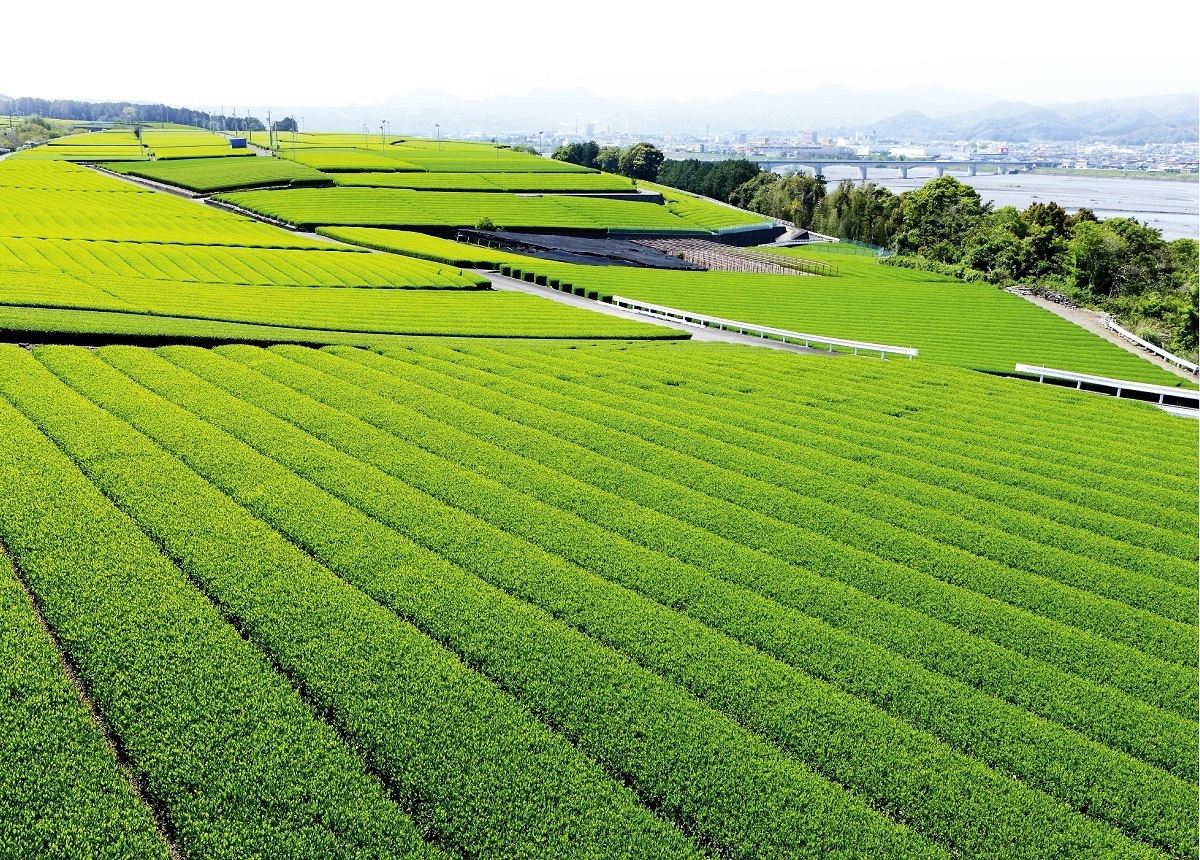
[217,187,711,232]
[1,130,1196,860]
[105,156,332,192]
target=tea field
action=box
[105,156,332,192]
[1,337,1195,860]
[216,186,713,232]
[1,134,1196,860]
[331,171,637,192]
[479,244,1193,384]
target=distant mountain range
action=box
[255,88,1197,143]
[864,94,1198,144]
[8,86,1195,143]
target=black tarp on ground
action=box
[457,230,703,270]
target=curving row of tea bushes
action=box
[37,343,943,860]
[15,345,706,860]
[216,187,707,232]
[334,344,1197,718]
[0,348,438,860]
[0,236,485,290]
[0,159,149,192]
[182,342,1197,783]
[0,270,668,338]
[460,340,1197,611]
[0,184,328,248]
[104,156,332,192]
[135,341,1197,858]
[655,340,1198,495]
[70,342,1181,860]
[565,340,1196,558]
[392,341,1196,662]
[0,546,169,860]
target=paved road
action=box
[480,269,839,355]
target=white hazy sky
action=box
[5,0,1197,107]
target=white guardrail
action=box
[1014,364,1200,413]
[610,296,918,359]
[1103,316,1198,375]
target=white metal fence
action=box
[610,296,918,359]
[1014,364,1199,414]
[1102,316,1198,375]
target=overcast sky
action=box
[5,0,1197,107]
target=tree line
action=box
[552,140,664,181]
[0,96,265,131]
[656,158,1198,357]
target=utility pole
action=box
[436,123,441,151]
[267,110,272,149]
[381,122,386,151]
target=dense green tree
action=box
[619,143,665,181]
[595,146,621,173]
[727,172,778,210]
[1068,217,1176,299]
[551,141,600,169]
[658,158,762,202]
[895,176,989,259]
[829,182,901,246]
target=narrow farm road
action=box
[481,269,838,354]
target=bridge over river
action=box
[755,158,1037,179]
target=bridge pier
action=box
[934,165,944,177]
[898,165,908,179]
[858,165,868,180]
[968,163,977,177]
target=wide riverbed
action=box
[816,167,1199,240]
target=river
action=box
[814,167,1199,241]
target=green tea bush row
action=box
[0,236,485,289]
[217,187,710,232]
[42,344,942,860]
[27,345,705,860]
[0,546,169,860]
[464,341,1196,618]
[0,268,668,337]
[579,340,1194,549]
[345,345,1196,717]
[0,347,439,860]
[150,341,1195,857]
[655,341,1197,511]
[332,171,636,192]
[316,226,530,268]
[557,341,1198,562]
[226,342,1197,781]
[105,156,331,192]
[0,160,148,192]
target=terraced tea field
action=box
[332,171,637,192]
[481,245,1192,384]
[218,186,710,231]
[3,131,1196,860]
[2,337,1195,860]
[0,160,667,341]
[0,236,485,289]
[105,156,332,192]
